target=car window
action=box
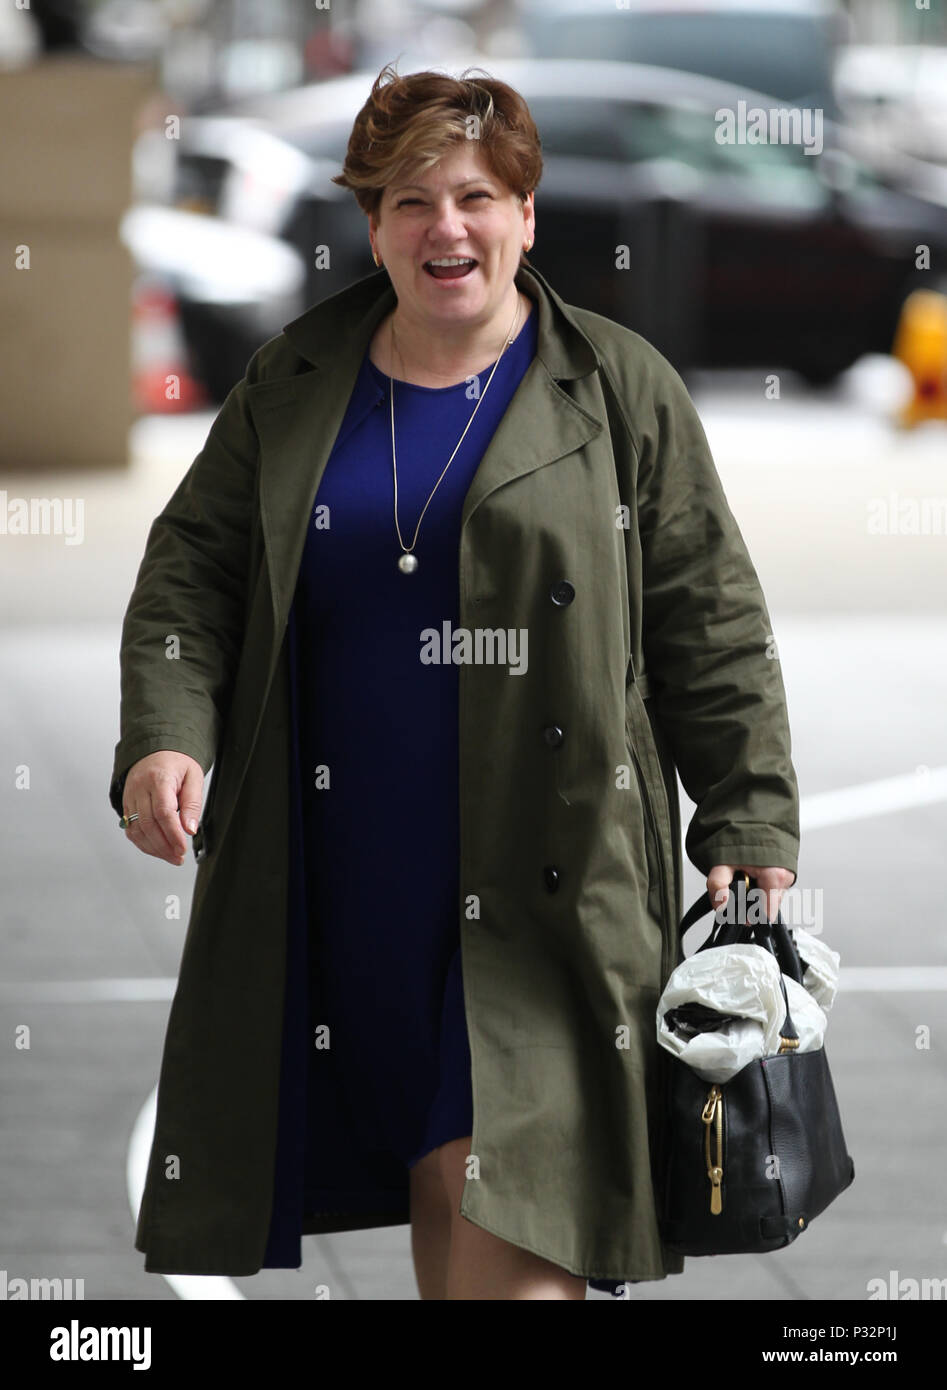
[524,12,836,111]
[281,121,352,161]
[528,97,829,207]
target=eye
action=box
[395,191,491,208]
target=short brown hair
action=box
[332,62,543,227]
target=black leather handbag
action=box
[658,873,855,1256]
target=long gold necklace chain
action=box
[389,295,521,574]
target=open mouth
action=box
[424,257,478,280]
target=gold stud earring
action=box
[372,249,381,267]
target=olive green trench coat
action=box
[109,261,799,1281]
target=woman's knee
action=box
[408,1144,449,1209]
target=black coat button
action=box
[550,580,575,607]
[542,724,564,748]
[543,865,560,893]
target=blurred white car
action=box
[834,44,947,167]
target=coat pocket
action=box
[624,680,676,982]
[624,718,662,915]
[193,756,224,860]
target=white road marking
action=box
[2,979,175,1002]
[800,765,947,830]
[839,967,947,991]
[126,1085,246,1301]
[12,966,947,1002]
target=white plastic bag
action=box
[793,928,841,1012]
[656,936,834,1084]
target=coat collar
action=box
[247,262,605,640]
[279,260,602,382]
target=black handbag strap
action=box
[679,889,715,938]
[676,871,802,1045]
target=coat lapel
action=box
[249,262,604,650]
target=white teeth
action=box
[426,257,475,267]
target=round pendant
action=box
[398,553,418,574]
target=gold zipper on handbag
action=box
[701,1085,724,1215]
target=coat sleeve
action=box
[107,354,263,818]
[632,355,800,882]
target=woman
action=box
[111,64,798,1300]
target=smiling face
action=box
[368,141,535,333]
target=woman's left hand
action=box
[706,864,796,923]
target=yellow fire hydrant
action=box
[891,288,947,427]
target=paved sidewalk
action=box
[2,386,945,1300]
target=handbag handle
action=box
[677,870,802,1049]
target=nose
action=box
[428,197,467,245]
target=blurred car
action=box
[157,58,947,386]
[834,44,947,168]
[120,204,307,404]
[518,0,847,119]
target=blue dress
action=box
[262,301,540,1263]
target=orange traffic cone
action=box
[131,277,209,413]
[891,288,947,427]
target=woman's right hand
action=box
[121,751,205,865]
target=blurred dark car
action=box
[164,59,947,388]
[120,204,307,404]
